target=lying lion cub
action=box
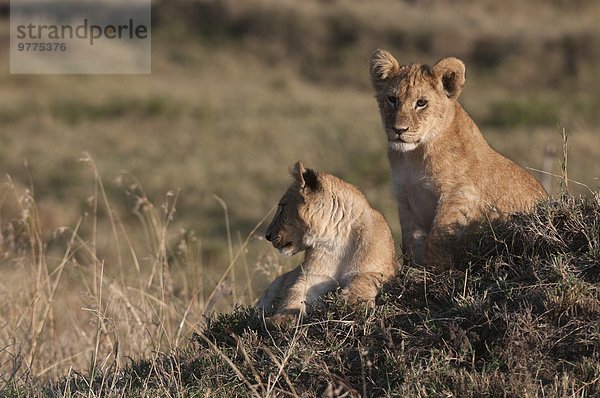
[369,49,547,270]
[257,162,396,322]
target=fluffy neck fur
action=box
[303,183,369,264]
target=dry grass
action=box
[0,157,282,388]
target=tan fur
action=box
[257,162,397,321]
[369,49,548,270]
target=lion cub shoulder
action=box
[257,162,397,320]
[369,49,547,270]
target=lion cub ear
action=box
[292,161,321,192]
[433,57,466,99]
[369,49,400,84]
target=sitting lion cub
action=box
[369,49,547,270]
[257,162,396,321]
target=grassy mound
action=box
[18,194,600,397]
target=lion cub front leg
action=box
[397,196,428,264]
[270,265,338,326]
[257,268,298,317]
[340,272,387,306]
[423,194,481,271]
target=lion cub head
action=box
[369,49,466,152]
[265,162,331,256]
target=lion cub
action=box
[257,162,396,321]
[369,49,547,270]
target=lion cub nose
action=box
[265,232,273,242]
[393,126,409,134]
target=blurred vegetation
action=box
[0,0,599,388]
[0,0,598,241]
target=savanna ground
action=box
[0,0,599,396]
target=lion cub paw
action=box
[265,310,300,330]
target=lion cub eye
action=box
[416,98,428,109]
[386,96,398,107]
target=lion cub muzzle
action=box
[265,225,298,256]
[388,126,421,144]
[265,201,305,256]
